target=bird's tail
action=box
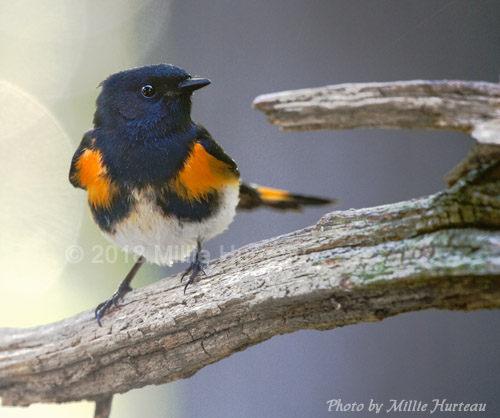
[237,182,335,211]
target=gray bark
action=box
[252,80,500,139]
[253,80,500,183]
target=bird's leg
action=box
[95,256,145,326]
[181,240,208,293]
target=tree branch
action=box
[252,80,500,138]
[1,80,500,409]
[1,166,499,406]
[253,80,500,183]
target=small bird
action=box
[70,64,333,325]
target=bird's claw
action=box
[181,252,208,294]
[94,282,133,326]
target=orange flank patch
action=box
[72,148,117,209]
[257,186,293,202]
[173,143,239,201]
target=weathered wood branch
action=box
[253,80,500,183]
[253,80,500,138]
[1,165,499,407]
[1,79,500,411]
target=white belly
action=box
[104,185,239,265]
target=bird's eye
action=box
[140,84,156,98]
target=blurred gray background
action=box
[1,1,499,417]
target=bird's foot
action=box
[181,248,208,293]
[95,281,133,326]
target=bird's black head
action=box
[93,64,210,134]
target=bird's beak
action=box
[178,77,211,92]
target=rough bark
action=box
[0,164,499,407]
[1,79,500,411]
[252,80,500,138]
[253,80,500,183]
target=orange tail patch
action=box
[237,183,334,211]
[256,186,295,202]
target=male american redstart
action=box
[69,64,334,325]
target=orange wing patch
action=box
[72,148,117,209]
[172,143,239,202]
